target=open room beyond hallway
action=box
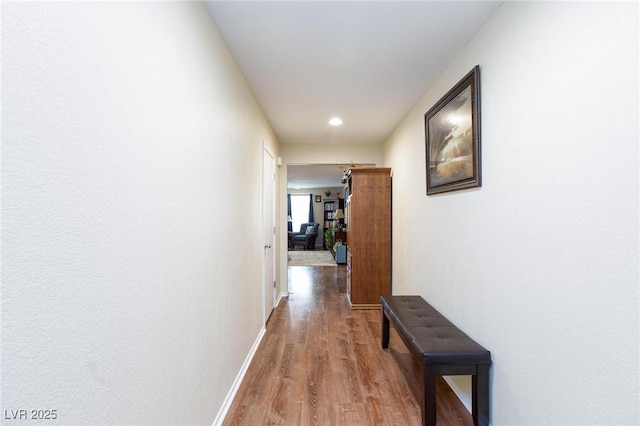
[223,266,472,425]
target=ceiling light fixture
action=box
[329,117,343,126]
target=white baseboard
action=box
[276,291,288,307]
[212,325,267,426]
[443,376,472,413]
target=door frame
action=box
[262,143,276,325]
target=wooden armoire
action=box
[345,167,392,309]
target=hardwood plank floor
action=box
[223,265,473,426]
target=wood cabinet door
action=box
[347,169,391,308]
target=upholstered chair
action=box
[291,223,319,250]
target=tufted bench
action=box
[381,295,491,426]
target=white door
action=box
[262,145,276,324]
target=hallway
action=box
[223,266,473,425]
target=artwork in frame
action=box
[315,195,322,203]
[425,65,481,195]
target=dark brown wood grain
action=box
[222,265,473,426]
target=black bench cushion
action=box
[381,295,491,365]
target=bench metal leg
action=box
[381,309,390,349]
[472,364,490,426]
[420,365,437,426]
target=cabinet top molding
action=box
[347,167,392,176]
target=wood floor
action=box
[223,265,473,426]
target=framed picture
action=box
[315,195,322,203]
[425,65,481,195]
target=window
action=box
[290,194,310,232]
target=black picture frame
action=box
[315,195,322,203]
[425,65,481,195]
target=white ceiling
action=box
[287,163,375,189]
[204,1,502,187]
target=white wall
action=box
[384,2,639,424]
[2,2,278,424]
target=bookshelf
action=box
[322,198,345,248]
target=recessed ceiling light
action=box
[329,117,343,126]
